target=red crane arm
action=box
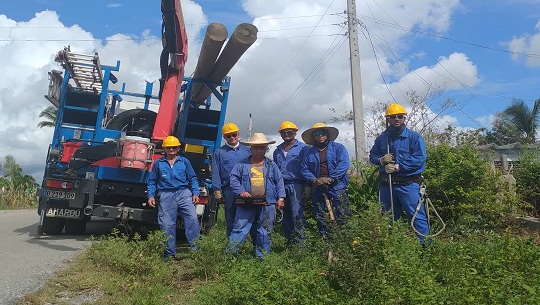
[152,0,189,141]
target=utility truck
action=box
[36,0,257,235]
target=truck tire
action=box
[64,219,87,235]
[42,217,65,235]
[106,108,157,136]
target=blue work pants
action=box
[312,187,350,238]
[228,205,276,257]
[379,182,430,242]
[282,182,305,245]
[158,188,200,257]
[222,188,237,237]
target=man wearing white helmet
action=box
[369,103,429,242]
[211,122,251,237]
[273,121,309,245]
[301,123,350,238]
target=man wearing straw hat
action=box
[227,133,285,258]
[301,123,350,238]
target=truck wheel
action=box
[42,217,65,235]
[64,219,87,235]
[106,109,157,137]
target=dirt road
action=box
[0,209,117,305]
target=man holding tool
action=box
[301,123,350,239]
[369,103,429,242]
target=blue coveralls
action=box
[148,156,200,257]
[211,144,251,237]
[227,157,285,257]
[301,141,350,237]
[369,127,429,242]
[273,139,309,245]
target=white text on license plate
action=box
[46,208,80,219]
[46,190,76,200]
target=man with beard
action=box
[301,123,350,239]
[369,103,429,242]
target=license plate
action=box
[46,190,76,200]
[46,208,81,219]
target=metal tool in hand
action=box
[386,136,395,224]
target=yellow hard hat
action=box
[222,122,240,135]
[162,136,181,147]
[385,103,407,116]
[278,121,298,132]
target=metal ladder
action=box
[55,47,103,93]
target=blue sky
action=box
[1,0,540,178]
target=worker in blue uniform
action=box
[273,121,309,245]
[301,123,350,238]
[227,133,285,258]
[147,136,200,258]
[211,122,251,237]
[369,103,429,242]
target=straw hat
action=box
[240,132,276,146]
[301,122,339,145]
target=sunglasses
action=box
[164,146,179,150]
[313,130,328,137]
[387,114,405,120]
[224,133,239,139]
[280,130,295,136]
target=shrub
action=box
[424,144,524,231]
[514,150,540,216]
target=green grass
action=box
[18,202,540,305]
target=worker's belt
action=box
[380,174,422,186]
[234,196,268,206]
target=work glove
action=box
[384,163,400,174]
[213,190,224,204]
[302,187,311,201]
[380,153,394,166]
[313,177,333,187]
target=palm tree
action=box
[499,98,540,144]
[37,105,58,128]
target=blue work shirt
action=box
[273,139,309,184]
[211,144,251,190]
[301,141,350,191]
[230,157,285,204]
[369,127,426,177]
[147,156,200,198]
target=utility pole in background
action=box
[347,0,367,162]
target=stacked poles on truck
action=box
[191,23,258,104]
[190,23,228,101]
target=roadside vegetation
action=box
[19,144,540,305]
[0,155,38,209]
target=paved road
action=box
[0,209,117,305]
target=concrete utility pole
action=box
[347,0,367,161]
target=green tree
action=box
[489,98,540,144]
[37,105,58,128]
[0,155,37,191]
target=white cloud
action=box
[508,19,540,67]
[0,0,476,180]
